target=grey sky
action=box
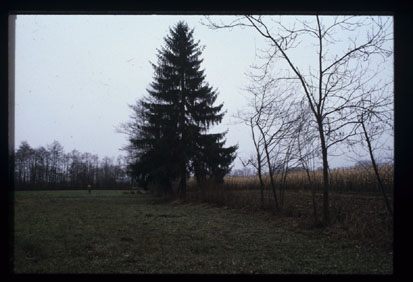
[14,15,393,169]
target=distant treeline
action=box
[14,141,132,191]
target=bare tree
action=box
[204,15,393,225]
[117,98,152,187]
[293,100,322,223]
[117,100,147,160]
[238,115,266,209]
[237,68,302,211]
[47,140,64,185]
[347,83,394,216]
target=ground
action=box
[12,190,392,274]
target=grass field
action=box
[12,190,392,274]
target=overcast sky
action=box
[14,15,393,170]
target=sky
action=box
[14,15,393,170]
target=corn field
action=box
[221,165,393,194]
[185,165,393,244]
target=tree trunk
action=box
[264,143,279,211]
[305,167,318,224]
[361,119,393,217]
[179,70,187,201]
[317,121,330,226]
[257,155,265,210]
[164,180,173,198]
[256,122,279,211]
[280,168,288,209]
[180,166,187,200]
[250,118,265,209]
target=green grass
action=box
[12,190,392,274]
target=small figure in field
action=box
[88,184,92,194]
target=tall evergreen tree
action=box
[127,21,237,198]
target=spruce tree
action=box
[128,21,237,198]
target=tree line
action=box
[14,140,131,190]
